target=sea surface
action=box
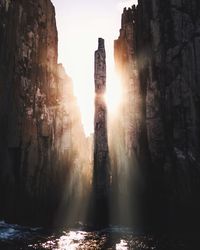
[0,221,197,249]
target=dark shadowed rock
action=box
[0,0,89,226]
[115,1,200,231]
[93,38,110,228]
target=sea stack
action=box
[93,38,110,227]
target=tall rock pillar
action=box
[93,38,110,227]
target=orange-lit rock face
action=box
[114,7,138,158]
[108,7,140,225]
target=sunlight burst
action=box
[106,69,122,114]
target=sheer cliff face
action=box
[114,7,138,158]
[0,0,88,225]
[0,0,58,224]
[135,0,200,170]
[115,0,200,227]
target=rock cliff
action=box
[0,0,89,226]
[93,38,110,227]
[115,0,200,230]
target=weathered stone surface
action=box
[114,7,136,157]
[93,38,110,227]
[0,0,89,226]
[115,1,200,229]
[0,0,58,225]
[110,7,140,226]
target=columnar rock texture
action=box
[109,8,140,225]
[115,1,200,230]
[93,38,110,226]
[0,0,89,226]
[114,7,138,157]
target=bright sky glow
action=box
[51,0,138,136]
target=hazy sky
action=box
[51,0,138,135]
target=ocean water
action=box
[0,221,196,249]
